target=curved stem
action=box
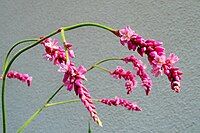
[2,39,38,72]
[63,22,115,32]
[92,65,111,73]
[45,99,100,108]
[2,22,116,133]
[87,57,122,71]
[16,57,120,131]
[95,57,122,65]
[60,29,69,62]
[17,84,64,133]
[1,31,59,133]
[17,56,122,131]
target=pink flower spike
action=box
[165,53,179,66]
[64,42,75,58]
[152,55,166,67]
[41,37,66,66]
[119,26,134,44]
[118,26,141,51]
[6,70,32,87]
[164,67,182,93]
[58,63,69,73]
[125,80,137,94]
[100,96,142,111]
[74,82,102,126]
[123,55,152,95]
[111,66,137,94]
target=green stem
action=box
[63,22,115,32]
[87,57,122,71]
[2,39,38,72]
[17,57,122,132]
[2,22,116,133]
[17,85,64,133]
[88,121,92,133]
[92,65,111,73]
[45,99,100,108]
[2,30,59,133]
[95,57,122,65]
[1,77,6,133]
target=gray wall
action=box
[0,0,199,132]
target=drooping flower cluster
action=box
[1,23,184,131]
[41,37,102,126]
[117,26,182,92]
[111,66,137,94]
[6,70,32,86]
[40,37,67,65]
[123,55,152,95]
[162,54,182,92]
[63,42,75,59]
[100,96,142,111]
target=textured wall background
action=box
[0,0,200,133]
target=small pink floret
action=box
[6,70,32,86]
[100,96,142,111]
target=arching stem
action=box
[2,22,116,133]
[2,39,38,72]
[17,56,122,132]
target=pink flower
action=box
[162,54,182,92]
[151,55,166,77]
[119,26,139,51]
[41,37,67,65]
[41,37,102,126]
[59,63,102,126]
[111,66,137,94]
[165,53,179,67]
[123,55,152,95]
[100,96,142,111]
[64,42,75,58]
[119,26,134,45]
[151,66,163,77]
[118,27,166,78]
[125,81,136,95]
[62,64,87,89]
[145,40,166,68]
[74,84,102,126]
[6,70,32,86]
[166,67,182,93]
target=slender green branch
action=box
[87,57,122,71]
[16,57,119,131]
[88,121,92,133]
[2,22,117,133]
[17,57,121,132]
[17,85,64,133]
[2,39,38,72]
[17,109,42,133]
[95,57,122,65]
[63,22,115,32]
[60,29,69,62]
[92,65,111,73]
[45,99,100,108]
[2,30,59,133]
[60,28,66,42]
[45,85,64,104]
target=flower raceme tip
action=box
[100,96,142,111]
[123,55,152,95]
[111,66,137,95]
[41,38,101,126]
[5,70,32,86]
[117,26,182,93]
[1,23,183,132]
